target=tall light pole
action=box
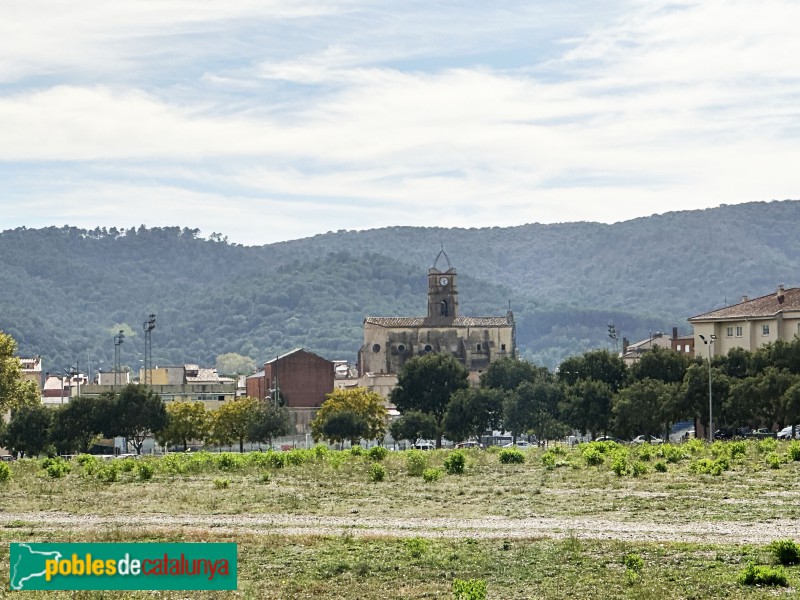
[699,334,716,442]
[142,313,156,386]
[113,329,125,397]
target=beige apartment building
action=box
[688,285,800,356]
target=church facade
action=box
[358,250,516,383]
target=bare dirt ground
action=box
[0,511,793,544]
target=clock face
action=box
[439,276,449,286]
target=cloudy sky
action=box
[1,0,798,245]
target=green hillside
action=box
[1,200,798,373]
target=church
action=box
[357,249,516,389]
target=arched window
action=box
[440,300,448,317]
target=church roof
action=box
[365,316,512,327]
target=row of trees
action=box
[388,338,800,444]
[0,385,294,458]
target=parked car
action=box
[455,441,483,449]
[777,425,800,439]
[631,435,663,445]
[502,440,533,448]
[594,436,623,443]
[749,428,776,439]
[413,440,436,450]
[713,428,736,440]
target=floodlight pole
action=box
[699,334,716,442]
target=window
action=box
[397,344,406,353]
[736,326,743,337]
[440,300,448,317]
[684,344,690,352]
[476,344,482,352]
[501,344,506,351]
[762,324,770,336]
[726,326,734,337]
[424,344,432,352]
[372,343,381,353]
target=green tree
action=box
[504,379,565,442]
[2,403,54,458]
[319,410,368,448]
[443,387,504,443]
[0,330,39,412]
[211,396,259,452]
[557,350,627,393]
[311,387,386,444]
[612,379,677,439]
[389,354,469,447]
[561,379,613,438]
[389,410,438,445]
[52,396,112,454]
[479,356,550,391]
[215,353,257,376]
[107,384,168,454]
[628,346,688,384]
[157,401,211,451]
[782,382,800,438]
[680,363,730,436]
[247,401,292,448]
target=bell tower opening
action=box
[427,248,458,321]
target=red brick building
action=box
[246,349,334,433]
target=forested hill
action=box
[1,200,798,372]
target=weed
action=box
[369,463,386,482]
[405,450,427,476]
[44,458,71,479]
[405,537,430,558]
[367,446,388,461]
[788,441,800,462]
[631,461,648,477]
[422,468,442,483]
[769,539,800,565]
[766,452,782,469]
[498,449,525,464]
[623,552,644,585]
[0,462,11,483]
[654,461,667,473]
[758,437,778,454]
[136,462,154,481]
[729,441,747,458]
[96,462,120,483]
[213,478,230,489]
[541,451,557,470]
[610,451,629,477]
[260,471,271,483]
[737,562,787,586]
[444,450,466,475]
[582,446,604,466]
[350,445,364,456]
[452,578,487,600]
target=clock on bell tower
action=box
[427,248,458,320]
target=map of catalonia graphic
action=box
[10,544,63,590]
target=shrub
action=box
[136,462,155,481]
[118,458,136,473]
[422,468,442,483]
[610,452,629,477]
[44,458,71,479]
[769,539,800,565]
[216,453,243,471]
[350,445,364,456]
[369,463,386,482]
[405,450,427,476]
[96,462,120,483]
[76,454,96,468]
[758,437,778,454]
[659,444,686,464]
[631,461,649,478]
[766,452,782,469]
[260,471,271,483]
[710,441,729,459]
[541,451,557,470]
[266,451,287,469]
[654,461,668,473]
[0,462,11,483]
[729,441,747,458]
[312,445,330,460]
[405,537,430,558]
[623,552,644,585]
[636,444,654,461]
[498,449,525,464]
[689,458,724,476]
[737,562,787,586]
[286,449,312,466]
[582,447,604,466]
[452,578,487,600]
[685,438,704,454]
[788,441,800,462]
[213,478,230,489]
[444,451,466,475]
[367,446,389,462]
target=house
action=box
[688,285,800,356]
[621,327,694,364]
[246,349,335,433]
[19,356,43,392]
[358,249,515,393]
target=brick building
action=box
[246,349,334,433]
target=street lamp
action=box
[113,330,125,397]
[699,334,717,442]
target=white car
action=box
[631,435,663,445]
[502,440,533,448]
[777,425,800,440]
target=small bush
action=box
[623,552,644,585]
[444,451,466,475]
[631,461,648,477]
[689,458,724,476]
[96,462,120,483]
[737,562,787,586]
[610,451,629,477]
[213,478,230,489]
[405,450,428,476]
[422,468,442,483]
[350,445,364,456]
[405,537,430,558]
[770,539,800,565]
[286,449,312,466]
[659,444,686,464]
[636,444,654,461]
[788,441,800,462]
[216,453,242,471]
[367,446,388,461]
[541,451,557,470]
[44,458,71,479]
[452,578,487,600]
[654,461,668,473]
[758,437,778,454]
[582,447,604,466]
[312,445,330,460]
[766,452,782,469]
[136,462,154,481]
[0,462,11,483]
[76,454,96,467]
[118,458,136,473]
[369,463,386,482]
[266,451,287,469]
[498,449,525,464]
[260,471,271,483]
[685,438,704,454]
[729,441,747,458]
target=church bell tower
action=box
[427,248,458,321]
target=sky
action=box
[1,0,798,245]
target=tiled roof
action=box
[689,287,800,321]
[365,316,512,327]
